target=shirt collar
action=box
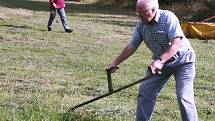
[154,9,161,23]
[141,9,161,25]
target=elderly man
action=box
[106,0,198,120]
[47,0,72,33]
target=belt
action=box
[165,49,190,63]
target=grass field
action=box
[0,0,215,121]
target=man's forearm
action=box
[159,37,182,63]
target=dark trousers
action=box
[47,8,70,30]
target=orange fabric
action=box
[181,22,215,39]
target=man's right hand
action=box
[106,64,119,74]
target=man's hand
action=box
[106,64,119,74]
[150,59,164,74]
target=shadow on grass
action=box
[0,0,137,28]
[66,3,135,15]
[0,0,135,15]
[0,0,49,11]
[0,24,33,29]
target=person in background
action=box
[47,0,73,33]
[106,0,198,120]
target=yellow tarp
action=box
[181,22,215,39]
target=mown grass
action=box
[0,0,215,121]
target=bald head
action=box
[136,0,159,11]
[136,0,159,23]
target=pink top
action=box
[49,0,65,8]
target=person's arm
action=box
[107,44,137,73]
[159,37,182,63]
[107,20,143,73]
[150,37,182,74]
[49,0,57,8]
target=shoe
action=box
[48,27,52,31]
[65,29,73,33]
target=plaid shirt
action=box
[130,9,192,60]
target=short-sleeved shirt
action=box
[129,9,193,61]
[49,0,65,8]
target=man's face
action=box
[136,6,156,23]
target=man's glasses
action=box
[136,12,144,17]
[136,9,151,17]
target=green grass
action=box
[0,0,215,120]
